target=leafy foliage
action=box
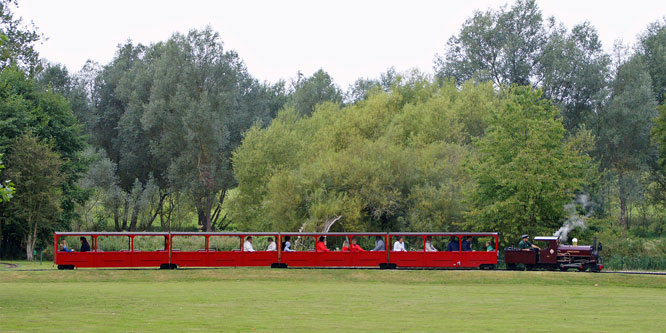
[3,133,64,260]
[0,0,41,75]
[231,76,504,232]
[465,87,593,244]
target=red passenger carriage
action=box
[54,231,499,270]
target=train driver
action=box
[316,236,331,252]
[244,236,255,252]
[519,234,540,251]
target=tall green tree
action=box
[139,28,270,231]
[434,0,545,87]
[0,67,86,258]
[434,0,609,132]
[466,87,592,244]
[287,69,343,116]
[0,153,13,202]
[0,0,41,75]
[538,21,610,131]
[593,56,657,237]
[638,17,666,104]
[3,134,64,260]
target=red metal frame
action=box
[54,231,498,269]
[388,233,499,268]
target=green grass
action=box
[1,264,666,332]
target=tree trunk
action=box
[26,234,33,261]
[121,200,129,231]
[113,206,120,231]
[26,221,37,261]
[129,204,139,231]
[0,219,3,260]
[204,195,214,232]
[618,171,628,239]
[196,194,215,232]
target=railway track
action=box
[4,265,666,275]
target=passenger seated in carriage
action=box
[371,236,385,251]
[446,237,459,251]
[243,236,255,252]
[425,236,437,252]
[341,239,350,252]
[266,237,277,251]
[393,236,407,252]
[282,236,294,252]
[60,239,73,252]
[351,238,365,252]
[79,237,91,252]
[461,236,473,251]
[316,236,331,252]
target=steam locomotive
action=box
[504,236,603,271]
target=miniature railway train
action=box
[53,232,603,271]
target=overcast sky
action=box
[14,0,666,89]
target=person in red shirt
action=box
[351,238,365,252]
[316,236,331,252]
[341,239,350,252]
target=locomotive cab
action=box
[534,236,558,265]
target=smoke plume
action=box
[553,194,593,242]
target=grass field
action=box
[1,262,666,332]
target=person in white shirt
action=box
[425,236,437,252]
[244,236,255,252]
[266,237,277,251]
[282,236,294,252]
[393,236,407,252]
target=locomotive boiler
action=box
[504,236,603,271]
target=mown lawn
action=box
[1,264,665,332]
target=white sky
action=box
[14,0,666,89]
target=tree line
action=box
[1,0,666,258]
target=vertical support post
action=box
[53,233,58,264]
[386,233,390,264]
[278,233,282,264]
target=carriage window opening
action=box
[424,236,448,252]
[476,236,496,252]
[96,236,130,252]
[242,236,277,251]
[172,236,206,252]
[390,236,423,252]
[57,236,90,252]
[353,235,385,252]
[133,236,166,251]
[444,236,461,251]
[289,235,313,251]
[534,240,550,250]
[208,236,241,251]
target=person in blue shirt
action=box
[446,237,459,251]
[461,236,473,251]
[60,239,72,252]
